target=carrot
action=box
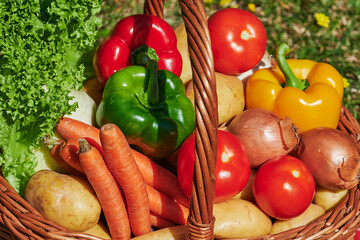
[146,184,189,225]
[58,138,84,174]
[131,150,190,208]
[100,124,152,236]
[56,118,189,208]
[150,212,175,228]
[48,139,84,176]
[78,139,131,240]
[56,117,103,154]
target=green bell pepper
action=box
[96,59,195,160]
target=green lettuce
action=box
[0,0,102,195]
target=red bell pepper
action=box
[94,14,183,86]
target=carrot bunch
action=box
[51,117,190,240]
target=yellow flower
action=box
[219,0,231,7]
[314,13,330,28]
[343,77,350,88]
[204,0,213,4]
[248,3,256,12]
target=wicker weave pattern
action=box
[143,0,164,19]
[144,0,219,237]
[339,107,360,149]
[177,0,218,238]
[223,186,360,240]
[0,176,103,240]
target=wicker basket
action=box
[1,0,359,239]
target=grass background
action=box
[97,0,359,120]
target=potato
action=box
[186,72,245,124]
[213,199,272,238]
[25,170,101,232]
[270,203,325,234]
[174,22,192,85]
[83,222,111,239]
[131,225,187,240]
[313,185,348,211]
[233,168,257,202]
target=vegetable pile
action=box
[1,2,360,240]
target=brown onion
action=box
[298,127,360,190]
[224,108,299,168]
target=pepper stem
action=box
[146,59,160,106]
[276,43,306,90]
[131,45,159,67]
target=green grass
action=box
[98,0,360,120]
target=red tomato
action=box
[177,130,250,203]
[253,155,315,220]
[208,8,267,75]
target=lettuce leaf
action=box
[0,0,102,195]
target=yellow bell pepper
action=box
[246,43,344,132]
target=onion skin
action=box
[298,127,360,190]
[225,108,299,168]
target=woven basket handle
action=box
[143,0,165,18]
[144,0,218,239]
